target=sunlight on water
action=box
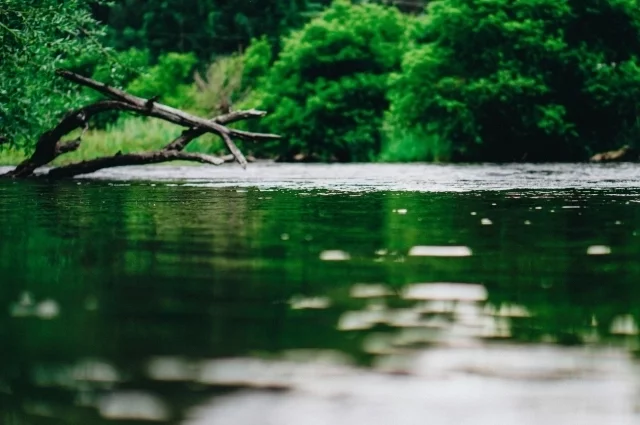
[402,283,487,301]
[407,246,473,257]
[587,245,612,255]
[319,250,351,261]
[99,391,170,421]
[350,283,394,298]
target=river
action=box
[1,163,640,424]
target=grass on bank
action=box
[379,125,453,162]
[0,117,227,167]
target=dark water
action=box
[1,163,640,424]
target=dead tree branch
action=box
[2,70,279,179]
[47,151,225,179]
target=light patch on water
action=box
[385,309,423,328]
[99,391,169,421]
[146,357,194,382]
[32,162,640,193]
[485,303,532,318]
[84,296,99,311]
[363,333,399,355]
[414,300,454,314]
[279,350,353,366]
[197,358,291,389]
[373,352,417,375]
[403,283,487,302]
[9,293,59,319]
[610,315,639,335]
[480,316,512,339]
[35,300,59,319]
[9,291,34,317]
[289,295,331,310]
[393,328,439,347]
[337,310,386,331]
[393,209,408,214]
[587,245,612,255]
[454,302,484,324]
[407,246,472,257]
[524,220,532,225]
[350,283,394,298]
[319,250,351,261]
[72,359,121,384]
[481,218,493,225]
[280,233,290,241]
[196,357,354,390]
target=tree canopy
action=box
[0,0,109,149]
[251,0,411,161]
[103,0,320,60]
[3,0,640,164]
[388,0,640,161]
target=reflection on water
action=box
[1,164,640,424]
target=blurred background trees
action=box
[2,0,640,163]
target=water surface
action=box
[1,163,640,424]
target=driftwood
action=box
[1,69,280,179]
[590,145,639,163]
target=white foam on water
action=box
[403,283,488,302]
[408,246,472,257]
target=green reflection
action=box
[1,181,640,423]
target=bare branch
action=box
[164,109,270,152]
[216,109,267,124]
[55,139,81,155]
[221,132,247,169]
[229,128,281,141]
[47,151,225,179]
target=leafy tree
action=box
[251,0,411,161]
[388,0,640,161]
[104,0,313,61]
[0,0,111,150]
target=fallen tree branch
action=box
[55,139,82,155]
[56,69,279,169]
[164,109,267,152]
[4,100,132,178]
[2,70,280,179]
[46,151,225,179]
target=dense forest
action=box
[2,0,640,165]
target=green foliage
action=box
[104,0,314,60]
[90,48,152,90]
[0,0,109,151]
[379,125,452,162]
[242,37,274,90]
[388,0,640,161]
[126,52,198,108]
[192,54,247,116]
[253,0,411,161]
